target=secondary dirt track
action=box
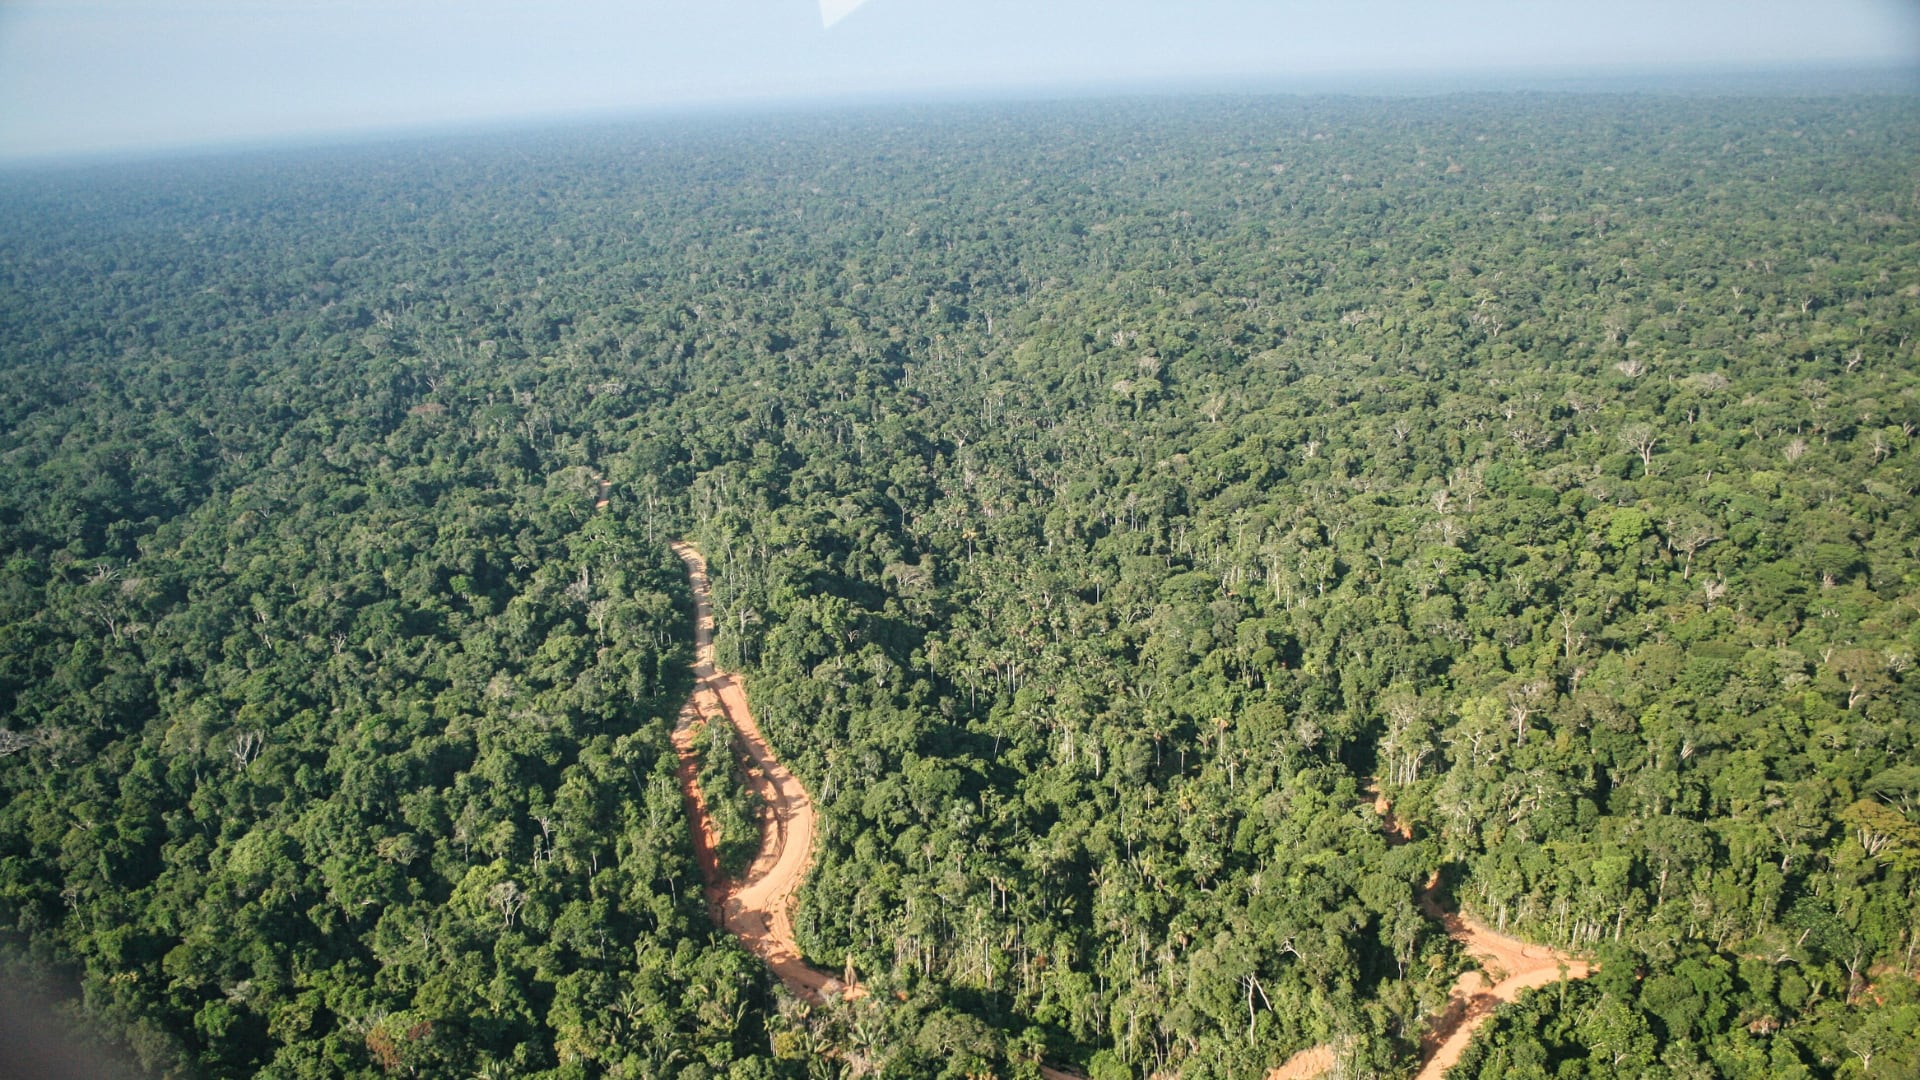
[1268,792,1590,1080]
[670,542,854,1004]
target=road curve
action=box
[1409,881,1590,1080]
[1267,794,1590,1079]
[670,541,855,1003]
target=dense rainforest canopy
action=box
[1,91,1918,1079]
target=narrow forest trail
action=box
[1267,788,1590,1080]
[669,542,856,1004]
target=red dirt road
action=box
[1267,793,1589,1080]
[1409,872,1589,1080]
[670,542,855,1004]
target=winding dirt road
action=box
[1268,790,1589,1080]
[1407,872,1590,1080]
[663,540,1577,1072]
[669,542,855,1003]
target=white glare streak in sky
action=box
[821,0,874,28]
[0,0,1914,161]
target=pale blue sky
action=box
[1,0,1915,160]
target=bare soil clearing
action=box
[670,542,857,1004]
[1266,1044,1338,1080]
[1268,792,1590,1080]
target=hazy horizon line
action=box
[4,58,1913,172]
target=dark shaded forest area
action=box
[2,93,1917,1078]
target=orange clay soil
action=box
[670,542,857,1004]
[1408,871,1590,1080]
[1266,1044,1339,1080]
[1267,791,1590,1080]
